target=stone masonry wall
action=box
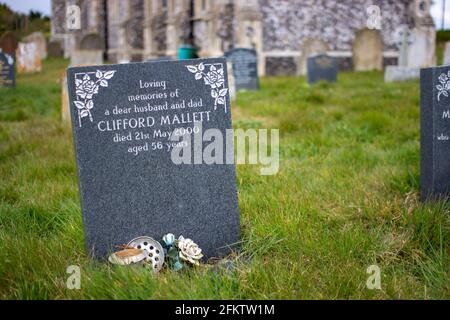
[259,0,412,52]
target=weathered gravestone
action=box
[297,38,329,76]
[421,65,450,200]
[0,50,15,88]
[0,31,18,57]
[307,54,337,84]
[16,42,42,74]
[385,25,420,83]
[71,50,103,67]
[24,32,47,59]
[79,33,104,50]
[67,58,240,259]
[352,29,383,72]
[224,48,259,91]
[70,33,103,67]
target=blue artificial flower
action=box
[162,233,176,247]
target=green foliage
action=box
[0,59,448,299]
[0,3,50,38]
[437,30,450,43]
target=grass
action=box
[0,59,448,299]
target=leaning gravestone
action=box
[224,48,259,91]
[0,50,15,88]
[421,65,450,200]
[307,54,337,84]
[67,58,240,259]
[16,42,42,74]
[24,32,47,59]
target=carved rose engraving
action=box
[74,70,116,127]
[186,63,228,112]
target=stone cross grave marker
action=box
[385,25,420,83]
[395,25,413,67]
[67,58,240,259]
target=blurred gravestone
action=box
[408,28,435,68]
[16,42,42,74]
[297,38,329,76]
[71,50,103,66]
[421,65,450,200]
[352,29,383,71]
[61,73,70,122]
[227,61,236,100]
[307,54,337,84]
[0,31,18,57]
[24,32,47,59]
[48,41,63,58]
[70,33,103,66]
[79,33,104,50]
[385,25,420,82]
[224,48,259,91]
[0,50,15,88]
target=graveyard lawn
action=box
[0,58,448,300]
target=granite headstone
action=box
[224,48,259,91]
[307,54,337,84]
[67,58,240,259]
[0,50,15,88]
[421,65,450,200]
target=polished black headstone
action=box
[421,66,450,201]
[225,48,259,91]
[0,51,15,88]
[307,54,337,84]
[67,58,240,259]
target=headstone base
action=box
[384,66,420,83]
[70,50,103,67]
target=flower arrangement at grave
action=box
[108,233,204,272]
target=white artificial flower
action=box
[177,236,203,265]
